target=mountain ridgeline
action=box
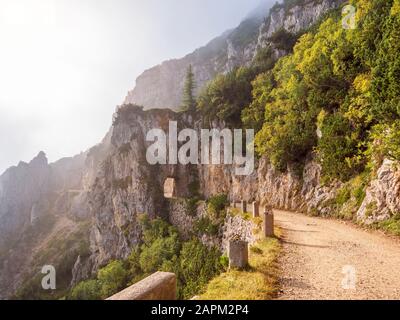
[124,0,344,110]
[1,0,400,300]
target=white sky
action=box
[0,0,267,174]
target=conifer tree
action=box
[182,64,196,112]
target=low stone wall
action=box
[221,214,256,253]
[168,199,257,253]
[106,272,176,300]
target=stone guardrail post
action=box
[241,200,247,213]
[263,206,274,237]
[252,201,259,218]
[228,240,248,269]
[164,178,176,199]
[106,272,176,300]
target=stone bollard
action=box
[252,201,259,218]
[228,240,249,269]
[241,200,247,213]
[163,178,176,199]
[263,207,274,237]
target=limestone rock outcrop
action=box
[124,0,345,110]
[357,160,400,223]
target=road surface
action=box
[275,210,400,300]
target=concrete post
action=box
[106,272,176,300]
[241,200,247,213]
[252,201,259,218]
[163,178,176,199]
[228,240,249,269]
[263,207,274,237]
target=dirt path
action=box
[275,210,400,300]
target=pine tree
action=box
[182,64,196,112]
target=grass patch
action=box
[198,236,280,300]
[377,214,400,236]
[325,173,369,220]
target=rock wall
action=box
[257,0,345,45]
[168,198,257,253]
[357,160,400,223]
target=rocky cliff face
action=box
[0,140,110,298]
[257,0,344,45]
[78,106,259,279]
[357,160,400,223]
[0,152,51,249]
[124,0,345,110]
[3,104,400,298]
[77,105,400,281]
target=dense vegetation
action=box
[14,220,90,300]
[198,0,400,183]
[69,214,227,300]
[200,237,280,300]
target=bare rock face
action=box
[82,106,260,272]
[257,158,304,211]
[124,0,345,110]
[357,160,400,223]
[257,0,345,45]
[256,156,342,216]
[0,149,95,298]
[0,151,51,249]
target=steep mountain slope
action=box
[124,0,344,110]
[2,0,379,299]
[0,136,110,298]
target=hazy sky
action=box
[0,0,269,174]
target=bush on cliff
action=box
[69,215,226,300]
[243,0,400,182]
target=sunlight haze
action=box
[0,0,266,174]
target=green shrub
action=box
[317,112,365,182]
[207,194,228,219]
[197,66,257,125]
[219,255,229,269]
[126,247,141,278]
[97,260,128,298]
[379,214,400,236]
[335,186,351,206]
[185,197,200,217]
[139,235,180,273]
[194,217,220,236]
[178,240,226,299]
[70,280,102,300]
[70,216,225,300]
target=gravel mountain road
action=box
[275,210,400,300]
